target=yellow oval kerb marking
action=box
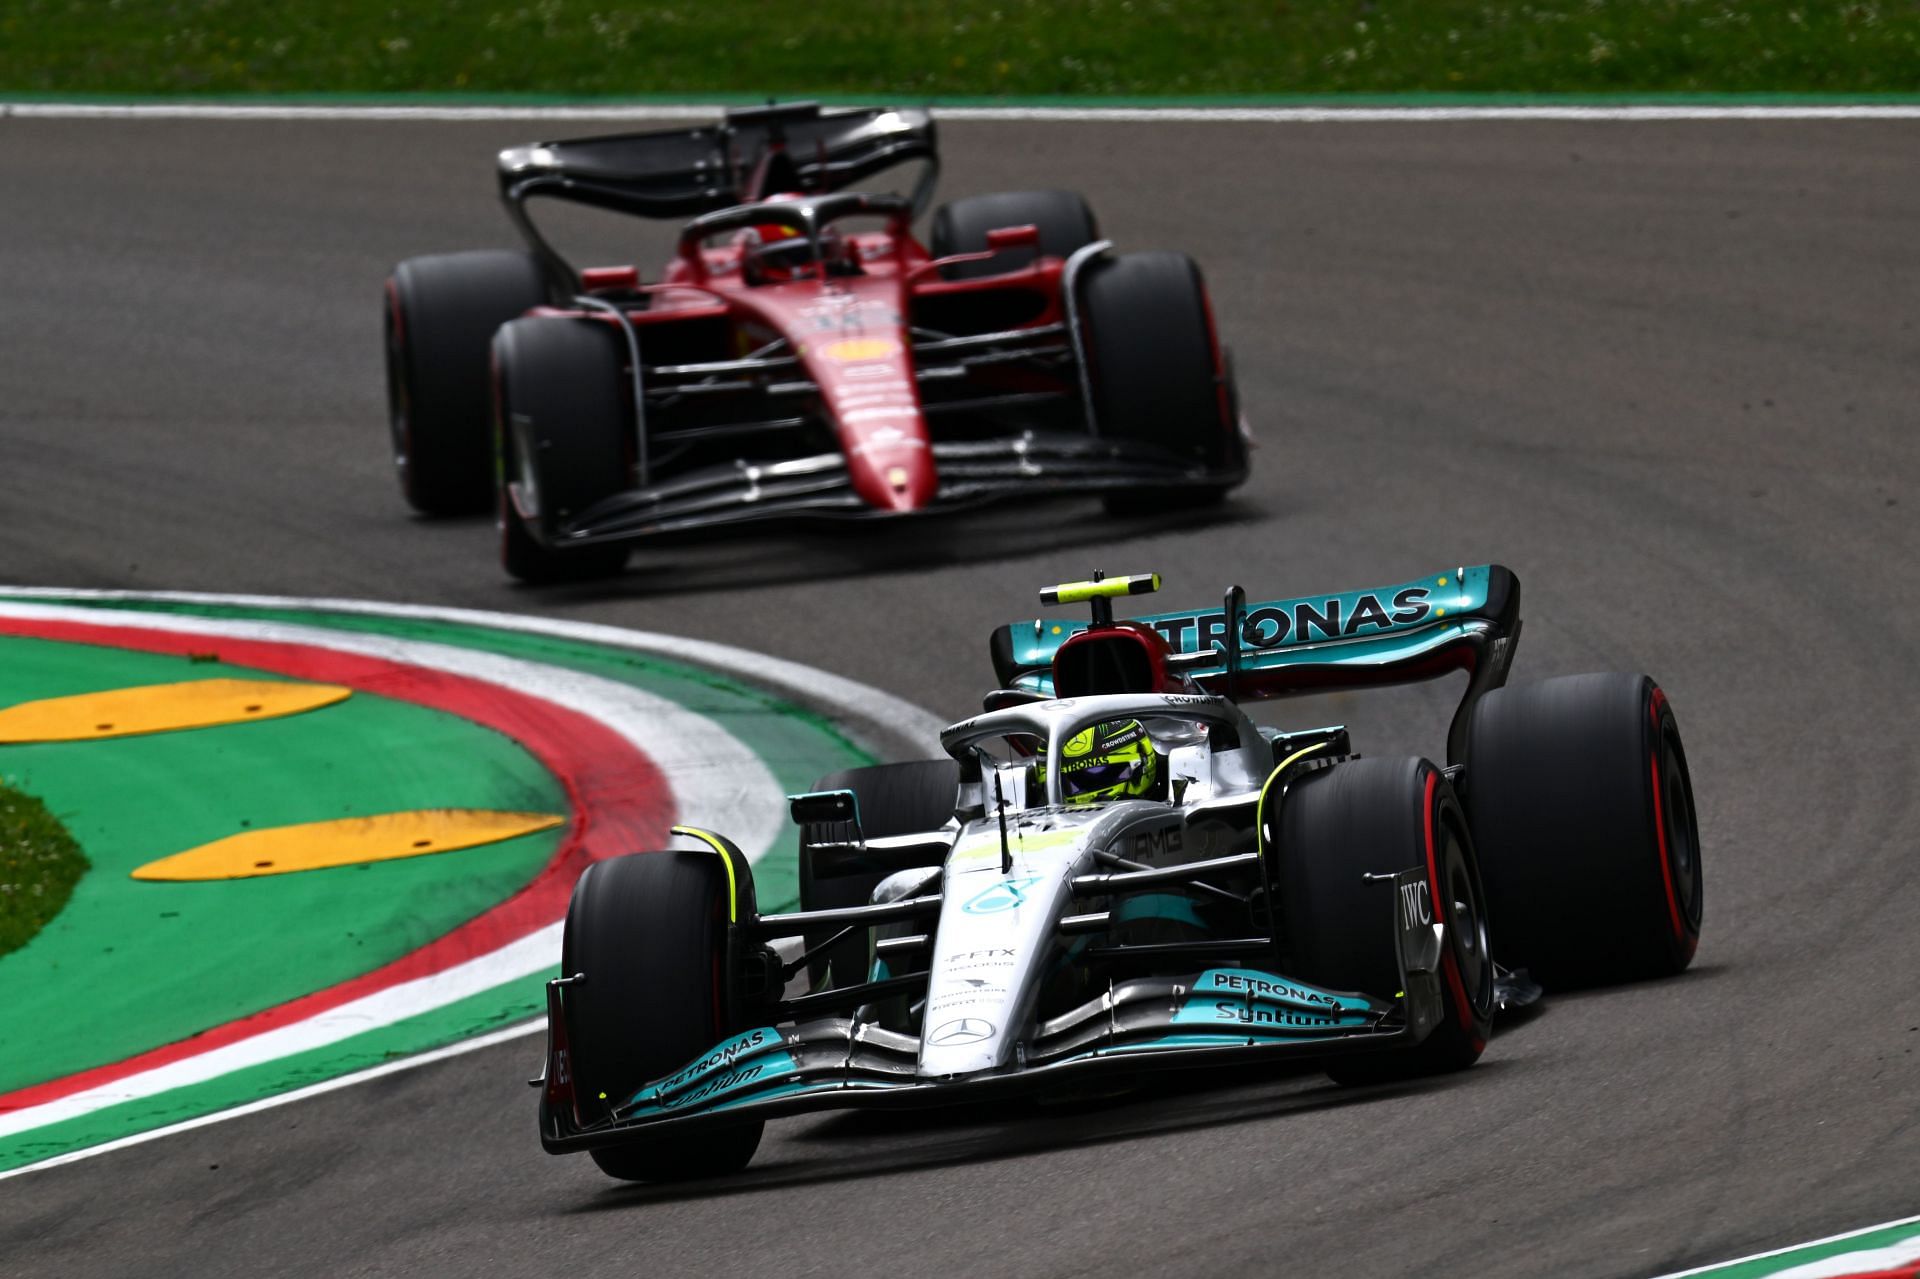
[132,809,567,881]
[0,678,352,743]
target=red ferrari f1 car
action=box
[383,102,1249,581]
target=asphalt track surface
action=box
[2,117,1916,1279]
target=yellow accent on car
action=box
[130,809,566,881]
[672,824,740,920]
[0,678,351,743]
[1038,573,1161,606]
[951,824,1082,866]
[1255,742,1332,855]
[821,337,900,362]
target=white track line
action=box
[1764,1239,1920,1279]
[1650,1213,1920,1278]
[948,105,1920,122]
[0,590,945,1177]
[0,599,788,860]
[0,927,558,1144]
[0,587,950,755]
[0,599,784,1147]
[5,102,1920,123]
[0,1020,543,1183]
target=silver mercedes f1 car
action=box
[535,565,1704,1182]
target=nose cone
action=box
[783,297,939,513]
[851,451,937,512]
[816,368,938,512]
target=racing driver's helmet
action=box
[740,224,816,284]
[1033,719,1167,806]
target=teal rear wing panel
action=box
[987,565,1522,763]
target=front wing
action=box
[539,874,1449,1153]
[539,433,1244,546]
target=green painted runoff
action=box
[0,604,875,1172]
[0,635,565,1094]
[59,599,881,911]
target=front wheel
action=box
[1276,756,1494,1085]
[491,316,631,584]
[562,852,764,1182]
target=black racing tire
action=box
[1077,250,1245,515]
[1276,756,1495,1085]
[491,315,631,584]
[1462,673,1703,988]
[799,760,959,990]
[385,250,547,515]
[928,189,1098,280]
[562,852,764,1182]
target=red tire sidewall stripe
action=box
[0,615,674,1114]
[1196,278,1233,434]
[1422,768,1481,1045]
[492,341,513,563]
[1647,685,1695,956]
[385,278,417,504]
[385,277,405,349]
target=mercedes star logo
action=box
[929,1017,995,1045]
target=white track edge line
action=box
[0,598,782,1127]
[0,1020,543,1183]
[0,598,790,865]
[0,589,942,1173]
[0,586,950,755]
[1648,1212,1920,1278]
[0,596,792,1156]
[6,102,1920,123]
[0,925,561,1142]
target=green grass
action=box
[0,781,88,959]
[3,2,1918,99]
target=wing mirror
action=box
[788,789,860,827]
[985,224,1041,251]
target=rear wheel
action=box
[1077,251,1245,515]
[491,316,631,584]
[1463,673,1703,988]
[385,250,547,515]
[799,760,959,990]
[929,189,1098,279]
[563,852,764,1182]
[1276,756,1494,1085]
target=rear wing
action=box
[989,564,1523,765]
[496,102,938,286]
